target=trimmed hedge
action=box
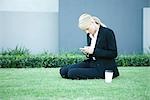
[0,54,150,68]
[0,54,85,68]
[116,54,150,66]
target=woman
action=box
[60,13,119,79]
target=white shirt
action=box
[89,28,99,52]
[88,28,99,60]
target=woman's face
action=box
[85,22,97,35]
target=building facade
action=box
[0,0,59,54]
[0,0,150,54]
[59,0,150,54]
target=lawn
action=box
[0,67,149,100]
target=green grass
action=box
[0,67,149,100]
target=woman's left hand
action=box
[80,46,94,54]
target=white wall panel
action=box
[143,8,150,53]
[0,0,59,54]
[0,0,58,12]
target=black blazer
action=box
[86,26,119,78]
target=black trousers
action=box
[60,61,102,79]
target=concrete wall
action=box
[0,0,58,12]
[143,8,150,53]
[0,0,59,54]
[59,0,149,54]
[0,0,149,54]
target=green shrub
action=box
[41,54,85,68]
[0,52,150,68]
[116,54,150,67]
[1,46,30,56]
[0,53,85,68]
[0,55,43,68]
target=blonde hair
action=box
[78,13,93,30]
[78,13,106,30]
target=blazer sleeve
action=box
[93,30,118,59]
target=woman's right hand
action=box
[80,47,87,54]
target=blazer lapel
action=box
[95,27,103,48]
[87,33,91,46]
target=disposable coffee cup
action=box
[105,70,113,83]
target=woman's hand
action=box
[80,46,94,54]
